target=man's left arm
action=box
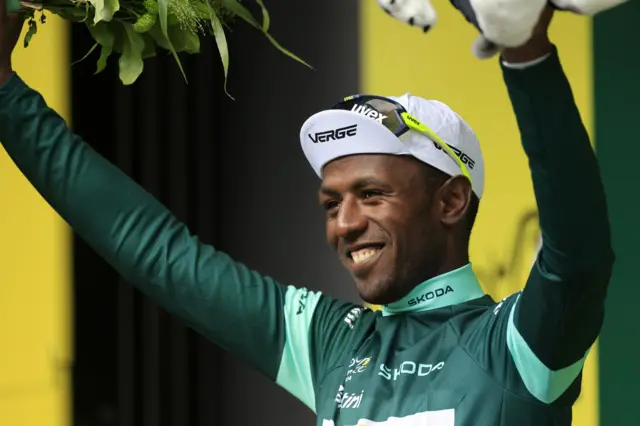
[501,44,615,404]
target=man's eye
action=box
[324,200,339,211]
[362,190,383,199]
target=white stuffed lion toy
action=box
[378,0,630,58]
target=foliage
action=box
[15,0,310,90]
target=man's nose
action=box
[335,197,367,239]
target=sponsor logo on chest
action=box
[344,307,364,329]
[378,360,446,381]
[346,357,372,382]
[335,385,365,410]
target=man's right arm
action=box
[0,72,358,412]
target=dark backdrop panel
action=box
[70,1,360,425]
[594,3,640,425]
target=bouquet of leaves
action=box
[8,0,309,90]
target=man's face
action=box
[319,154,446,305]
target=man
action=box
[0,2,613,425]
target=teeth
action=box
[351,248,380,264]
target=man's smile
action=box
[345,243,386,275]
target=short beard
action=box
[355,275,414,306]
[355,248,443,306]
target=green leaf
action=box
[221,0,261,30]
[96,45,112,73]
[167,13,180,27]
[142,33,157,59]
[254,0,270,32]
[87,22,115,74]
[52,5,90,22]
[263,31,312,69]
[148,22,171,51]
[167,27,200,54]
[207,4,232,99]
[90,0,120,24]
[118,23,146,85]
[222,0,311,69]
[157,0,188,82]
[147,22,199,55]
[23,18,37,48]
[71,42,99,67]
[88,21,115,46]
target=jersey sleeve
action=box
[500,47,614,404]
[0,73,351,413]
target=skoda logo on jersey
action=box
[407,285,454,307]
[378,360,446,381]
[350,104,388,123]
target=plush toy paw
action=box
[471,35,501,59]
[470,0,547,49]
[374,0,629,62]
[377,0,437,32]
[551,0,629,14]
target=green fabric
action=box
[0,72,292,381]
[506,294,589,404]
[276,286,323,412]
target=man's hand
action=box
[0,0,25,85]
[501,6,554,63]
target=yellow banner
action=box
[360,4,597,424]
[0,16,72,426]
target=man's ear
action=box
[437,175,472,227]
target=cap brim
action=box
[300,110,411,178]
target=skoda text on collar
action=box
[408,285,454,307]
[351,104,388,123]
[308,124,358,144]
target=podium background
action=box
[1,1,638,425]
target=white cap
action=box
[299,93,485,199]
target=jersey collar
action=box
[381,263,486,316]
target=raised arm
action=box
[0,71,325,406]
[500,18,614,404]
[0,10,368,408]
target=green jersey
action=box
[0,47,613,426]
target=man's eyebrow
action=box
[319,177,393,196]
[319,186,339,197]
[351,177,392,190]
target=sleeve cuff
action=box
[502,53,552,70]
[500,46,564,87]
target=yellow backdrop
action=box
[0,14,71,426]
[360,3,597,425]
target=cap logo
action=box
[351,104,388,123]
[308,124,358,144]
[432,142,476,169]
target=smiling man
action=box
[0,2,613,426]
[303,94,484,308]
